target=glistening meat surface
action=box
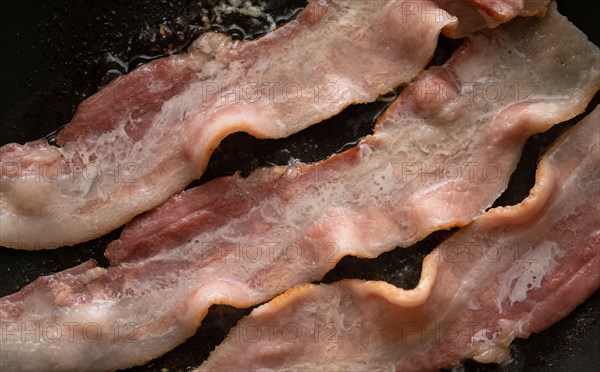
[200,107,600,371]
[0,0,456,250]
[0,4,598,371]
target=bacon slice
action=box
[0,0,457,250]
[200,106,599,371]
[435,0,549,37]
[0,5,598,371]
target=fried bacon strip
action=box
[200,106,600,371]
[0,0,456,249]
[0,5,598,371]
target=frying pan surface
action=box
[0,1,598,370]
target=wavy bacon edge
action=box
[200,106,600,371]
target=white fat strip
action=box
[495,241,563,312]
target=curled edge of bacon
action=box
[435,0,549,38]
[199,106,600,371]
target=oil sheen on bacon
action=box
[200,107,599,371]
[0,0,457,249]
[0,4,598,371]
